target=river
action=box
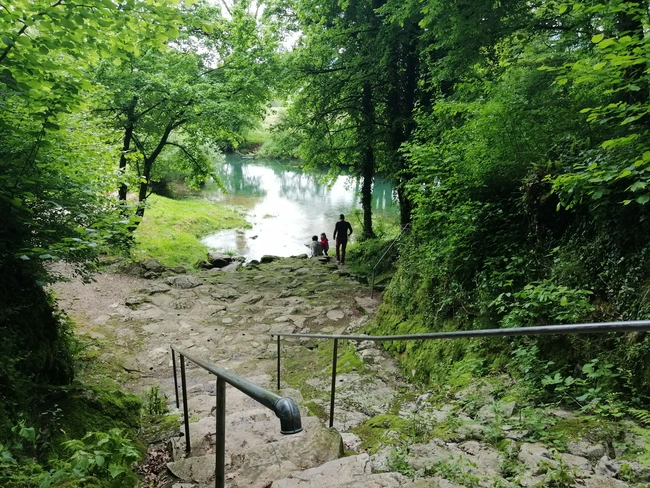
[199,155,397,261]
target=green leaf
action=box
[558,4,568,14]
[108,465,126,478]
[629,181,646,191]
[19,426,36,444]
[597,38,616,49]
[591,34,605,43]
[636,194,650,204]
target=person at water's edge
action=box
[333,214,353,264]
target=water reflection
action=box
[201,155,397,261]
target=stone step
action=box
[168,415,343,487]
[270,453,412,487]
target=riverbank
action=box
[133,194,249,266]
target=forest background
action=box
[2,0,650,485]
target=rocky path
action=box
[54,257,649,488]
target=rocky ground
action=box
[54,256,650,488]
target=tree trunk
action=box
[134,122,177,219]
[360,83,376,239]
[385,24,420,229]
[118,98,137,201]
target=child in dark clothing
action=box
[320,233,330,257]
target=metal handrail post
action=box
[172,348,180,409]
[277,335,281,391]
[180,354,191,454]
[329,338,339,428]
[215,378,226,488]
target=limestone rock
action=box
[261,255,281,263]
[271,453,410,488]
[171,298,194,310]
[142,258,165,272]
[549,408,577,419]
[567,441,606,461]
[560,453,592,475]
[221,262,242,273]
[211,288,240,301]
[341,433,362,452]
[454,423,487,441]
[165,275,203,289]
[326,309,345,320]
[207,252,233,268]
[167,454,218,484]
[244,294,263,304]
[167,266,187,274]
[139,283,171,295]
[595,456,619,477]
[355,296,378,315]
[125,295,147,306]
[518,443,556,473]
[582,475,626,488]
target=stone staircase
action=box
[165,372,414,488]
[55,256,647,488]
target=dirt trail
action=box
[54,258,374,394]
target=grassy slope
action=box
[133,194,249,266]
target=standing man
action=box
[333,214,353,264]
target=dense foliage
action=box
[0,1,279,485]
[269,0,650,404]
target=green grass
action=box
[133,194,249,266]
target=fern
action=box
[630,408,650,426]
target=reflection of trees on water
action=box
[277,171,330,202]
[215,161,266,196]
[212,156,396,214]
[373,181,396,211]
[275,169,396,212]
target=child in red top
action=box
[320,233,330,257]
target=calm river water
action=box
[200,155,397,261]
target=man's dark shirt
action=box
[334,220,353,242]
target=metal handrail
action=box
[171,346,302,488]
[370,222,410,298]
[271,320,650,428]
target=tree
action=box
[0,0,186,441]
[276,0,388,238]
[0,0,184,269]
[96,1,280,218]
